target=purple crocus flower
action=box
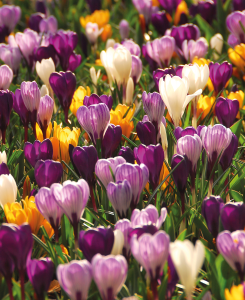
[86,0,102,13]
[233,0,245,10]
[182,38,208,62]
[0,246,15,299]
[118,146,134,164]
[29,13,45,33]
[167,255,179,299]
[201,196,224,238]
[177,134,202,188]
[77,103,110,146]
[67,52,82,72]
[145,36,175,68]
[72,145,98,186]
[151,11,170,36]
[37,95,54,139]
[136,120,157,146]
[158,0,181,15]
[220,134,238,171]
[50,30,78,71]
[220,202,245,232]
[0,90,13,144]
[52,179,90,243]
[49,71,76,123]
[39,16,58,34]
[27,258,54,300]
[35,44,58,66]
[92,254,128,300]
[215,97,239,128]
[209,62,233,94]
[226,11,245,45]
[119,20,130,40]
[83,94,113,111]
[79,227,114,262]
[174,126,199,140]
[15,29,41,70]
[170,24,200,51]
[57,260,93,300]
[0,5,21,36]
[115,163,149,210]
[134,144,164,191]
[95,157,126,188]
[153,67,177,91]
[24,139,53,167]
[217,230,245,281]
[131,231,170,282]
[189,0,216,24]
[131,55,142,85]
[0,163,10,175]
[107,180,132,218]
[34,160,63,188]
[115,219,132,261]
[142,44,158,71]
[102,124,122,158]
[129,224,159,242]
[0,65,13,90]
[35,187,64,242]
[121,40,141,56]
[36,0,47,15]
[132,0,154,28]
[131,205,167,229]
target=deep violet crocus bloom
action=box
[189,0,216,24]
[35,187,64,242]
[102,124,122,158]
[35,44,58,67]
[13,89,29,142]
[153,67,179,91]
[233,0,245,11]
[79,226,114,262]
[0,90,13,143]
[86,0,102,13]
[0,5,21,37]
[115,163,149,210]
[215,97,239,128]
[118,146,134,164]
[24,139,53,168]
[27,258,54,300]
[0,246,15,299]
[201,196,224,238]
[57,260,92,300]
[217,230,245,281]
[136,120,157,146]
[220,202,245,232]
[83,94,113,111]
[226,11,245,45]
[151,11,170,36]
[134,144,164,191]
[170,24,200,50]
[49,71,76,123]
[34,160,63,188]
[0,163,10,175]
[174,126,199,140]
[77,103,110,146]
[28,13,45,33]
[219,133,238,172]
[209,62,233,94]
[158,0,181,15]
[91,254,128,300]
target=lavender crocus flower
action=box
[34,160,63,188]
[158,0,181,15]
[37,95,54,139]
[0,5,21,36]
[220,202,245,232]
[83,94,113,111]
[131,55,142,85]
[57,260,92,300]
[151,11,170,36]
[0,90,13,144]
[121,40,141,56]
[115,163,149,210]
[132,0,154,28]
[79,227,114,262]
[27,258,54,300]
[115,219,132,261]
[0,65,13,90]
[182,38,208,62]
[201,196,224,238]
[119,20,130,40]
[92,254,128,300]
[217,230,245,281]
[220,133,238,171]
[209,62,233,94]
[215,97,239,128]
[77,103,110,146]
[39,16,58,34]
[142,44,158,71]
[226,11,245,45]
[49,71,76,123]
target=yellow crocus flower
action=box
[70,86,91,117]
[174,1,188,26]
[225,284,245,300]
[36,122,52,142]
[228,44,245,74]
[80,10,110,29]
[228,90,245,118]
[196,95,216,122]
[192,57,214,91]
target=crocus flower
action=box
[215,97,239,128]
[209,62,233,94]
[35,187,64,242]
[115,163,149,210]
[27,258,54,300]
[220,134,238,171]
[29,13,45,33]
[134,144,164,191]
[0,246,15,299]
[77,103,110,146]
[131,231,169,284]
[119,20,129,40]
[217,230,245,281]
[0,163,9,176]
[159,75,202,127]
[174,126,198,140]
[49,71,76,123]
[0,65,13,90]
[170,24,200,51]
[79,226,114,262]
[220,202,245,232]
[24,139,53,167]
[210,33,223,60]
[52,179,90,243]
[131,205,167,229]
[92,254,128,300]
[0,5,21,36]
[182,38,208,62]
[189,0,216,24]
[37,95,54,139]
[36,58,55,90]
[83,93,113,111]
[226,11,245,45]
[151,11,170,36]
[85,22,103,45]
[132,0,154,28]
[57,260,93,300]
[107,180,132,218]
[95,157,126,188]
[35,44,58,67]
[170,240,205,300]
[0,151,7,164]
[201,196,224,238]
[86,0,102,13]
[115,219,132,261]
[118,146,135,164]
[0,90,13,143]
[142,44,158,71]
[233,0,245,10]
[131,55,142,85]
[225,284,245,300]
[100,47,115,88]
[102,124,122,158]
[0,174,17,208]
[158,0,181,15]
[121,40,141,56]
[39,16,58,34]
[34,160,63,188]
[15,29,41,70]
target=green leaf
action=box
[122,134,137,147]
[196,15,215,41]
[184,102,192,128]
[231,119,242,138]
[230,190,243,202]
[7,149,23,166]
[164,213,175,242]
[41,226,58,266]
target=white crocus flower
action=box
[100,47,116,88]
[0,174,17,208]
[210,33,223,60]
[85,22,103,45]
[159,75,202,127]
[160,122,168,162]
[0,151,7,164]
[126,77,134,105]
[170,240,205,300]
[111,229,124,255]
[90,67,101,94]
[36,58,55,89]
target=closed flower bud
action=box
[119,20,130,40]
[210,33,223,60]
[36,58,55,89]
[111,229,124,255]
[85,22,103,45]
[0,65,13,90]
[126,77,134,106]
[0,174,17,207]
